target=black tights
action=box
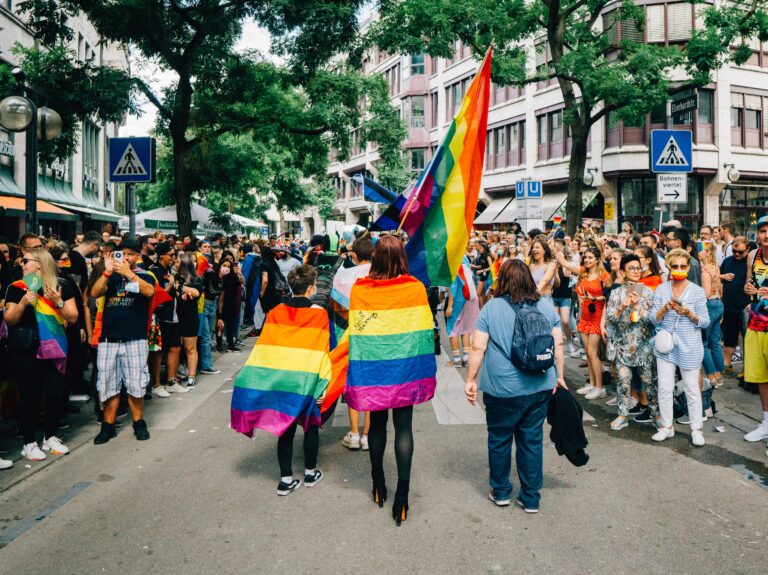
[277,423,319,478]
[12,353,64,444]
[368,406,414,482]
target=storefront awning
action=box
[494,198,519,223]
[474,197,515,225]
[0,195,78,222]
[548,191,599,221]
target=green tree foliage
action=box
[29,0,402,236]
[371,0,756,235]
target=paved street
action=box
[1,335,767,575]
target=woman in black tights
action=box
[345,235,437,525]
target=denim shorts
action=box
[552,297,571,308]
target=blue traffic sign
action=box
[651,130,692,173]
[109,137,156,183]
[516,180,543,199]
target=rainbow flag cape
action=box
[230,304,332,437]
[345,275,436,412]
[10,280,68,373]
[320,330,349,415]
[402,49,492,286]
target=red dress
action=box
[577,272,609,335]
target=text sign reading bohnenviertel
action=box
[657,173,688,204]
[108,137,156,183]
[650,129,692,173]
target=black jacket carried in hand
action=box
[547,388,589,467]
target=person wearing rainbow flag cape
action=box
[230,265,331,496]
[4,247,78,461]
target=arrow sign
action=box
[657,173,687,204]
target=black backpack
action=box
[508,299,555,373]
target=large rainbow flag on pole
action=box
[230,305,332,438]
[344,276,436,412]
[401,48,492,287]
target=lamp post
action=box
[0,68,62,233]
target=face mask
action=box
[641,265,648,273]
[221,267,231,275]
[497,250,504,256]
[670,270,688,281]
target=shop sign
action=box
[0,141,15,157]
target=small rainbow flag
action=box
[345,275,436,412]
[402,48,492,287]
[10,280,68,373]
[490,257,502,288]
[230,304,332,437]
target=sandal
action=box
[610,416,628,431]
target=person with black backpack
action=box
[465,259,567,514]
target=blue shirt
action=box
[476,296,560,398]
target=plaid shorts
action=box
[97,340,150,401]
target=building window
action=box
[383,64,400,98]
[410,53,425,75]
[729,92,767,149]
[349,128,362,157]
[410,148,426,173]
[538,111,570,161]
[445,75,475,121]
[409,95,425,128]
[429,90,438,128]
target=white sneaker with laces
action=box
[342,432,361,450]
[0,457,12,469]
[166,382,189,394]
[153,386,171,398]
[21,442,46,461]
[652,427,675,442]
[584,387,607,400]
[569,348,581,358]
[576,384,594,396]
[42,436,69,455]
[744,422,768,442]
[691,430,705,447]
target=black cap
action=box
[310,234,324,247]
[155,241,174,256]
[120,238,141,253]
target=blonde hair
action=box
[665,248,691,268]
[26,247,59,293]
[699,241,717,267]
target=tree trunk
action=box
[172,138,193,237]
[565,130,588,237]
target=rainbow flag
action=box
[320,330,349,416]
[345,275,436,412]
[489,257,502,288]
[402,49,492,286]
[10,280,68,373]
[230,304,332,437]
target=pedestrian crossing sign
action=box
[651,130,692,173]
[108,137,156,183]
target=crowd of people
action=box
[2,215,767,522]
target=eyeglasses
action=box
[21,258,39,264]
[59,258,70,262]
[733,249,748,255]
[624,266,642,272]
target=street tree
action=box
[372,0,767,235]
[22,0,404,237]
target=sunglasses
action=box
[670,264,689,270]
[733,249,747,255]
[21,258,39,264]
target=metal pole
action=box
[24,102,37,234]
[127,183,136,238]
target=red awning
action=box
[0,195,78,221]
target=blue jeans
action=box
[702,298,725,376]
[198,299,217,371]
[483,389,551,509]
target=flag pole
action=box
[395,44,493,236]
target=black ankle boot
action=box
[392,479,409,526]
[94,422,116,445]
[371,467,387,508]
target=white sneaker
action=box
[584,387,607,400]
[569,349,581,358]
[42,436,70,455]
[576,384,594,396]
[21,442,46,461]
[153,386,171,398]
[743,422,768,442]
[652,427,675,442]
[166,382,189,394]
[341,432,361,450]
[360,435,369,451]
[0,457,12,469]
[691,430,705,447]
[605,396,618,406]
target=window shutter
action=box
[621,16,644,43]
[745,94,762,110]
[603,11,618,46]
[646,5,666,42]
[731,92,744,108]
[667,3,693,41]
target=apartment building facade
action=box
[326,2,768,237]
[0,3,128,239]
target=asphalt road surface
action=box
[1,338,767,575]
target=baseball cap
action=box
[758,215,768,230]
[120,238,141,253]
[155,241,174,256]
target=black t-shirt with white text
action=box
[100,270,155,341]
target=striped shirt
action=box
[649,281,710,370]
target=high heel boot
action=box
[392,479,409,526]
[371,467,387,508]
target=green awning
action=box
[0,167,22,197]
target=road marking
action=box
[0,481,92,547]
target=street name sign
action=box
[109,137,156,183]
[651,129,692,173]
[671,94,697,125]
[657,173,687,204]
